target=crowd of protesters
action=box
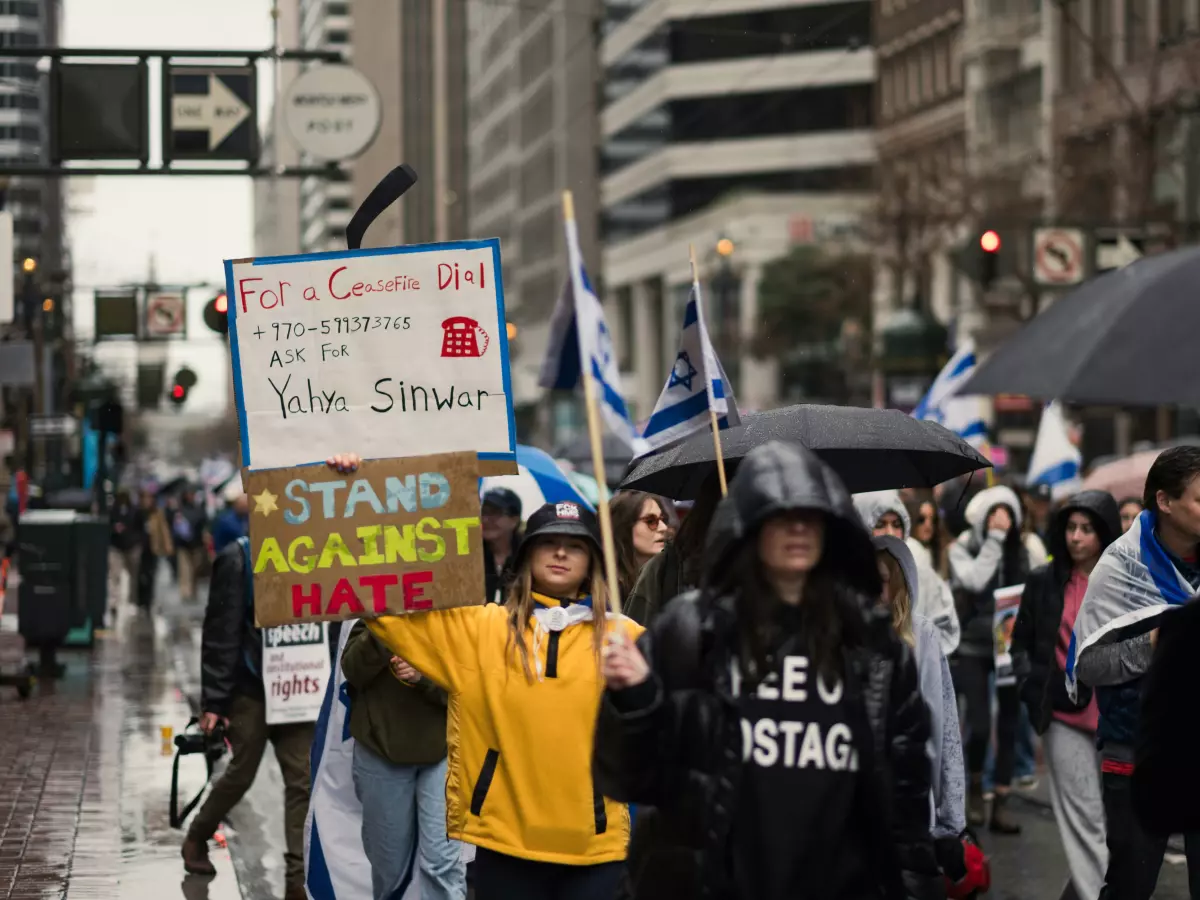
[107,481,248,620]
[180,441,1200,900]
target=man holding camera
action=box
[181,537,314,900]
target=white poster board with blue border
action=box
[224,239,517,474]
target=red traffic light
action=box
[214,292,228,315]
[171,384,185,401]
[980,230,1001,253]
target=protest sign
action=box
[263,622,332,725]
[245,450,484,627]
[225,239,517,475]
[993,584,1024,687]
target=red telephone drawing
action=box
[441,316,490,358]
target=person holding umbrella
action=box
[595,441,942,900]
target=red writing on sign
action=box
[438,262,486,291]
[238,278,292,313]
[290,570,434,618]
[328,267,420,300]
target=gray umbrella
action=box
[620,403,991,499]
[556,433,633,486]
[962,245,1200,406]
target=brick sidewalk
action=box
[0,612,241,900]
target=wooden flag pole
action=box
[689,244,728,497]
[564,190,624,619]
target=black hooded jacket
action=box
[1010,490,1120,735]
[593,442,942,900]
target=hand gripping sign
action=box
[245,451,485,627]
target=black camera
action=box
[170,718,227,829]
[174,719,227,762]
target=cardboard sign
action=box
[246,451,484,627]
[993,584,1024,687]
[225,239,517,475]
[263,622,331,725]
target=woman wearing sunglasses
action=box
[610,491,672,604]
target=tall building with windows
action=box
[464,0,601,439]
[0,0,65,272]
[258,0,470,254]
[600,0,876,416]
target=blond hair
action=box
[877,550,915,647]
[503,552,611,682]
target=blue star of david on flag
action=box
[668,351,698,391]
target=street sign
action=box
[166,65,256,161]
[1032,227,1085,286]
[94,291,139,339]
[52,62,149,162]
[30,415,78,438]
[145,293,186,338]
[1096,233,1143,271]
[284,65,382,161]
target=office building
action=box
[600,0,876,416]
[465,0,601,437]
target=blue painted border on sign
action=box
[224,257,252,467]
[224,238,517,470]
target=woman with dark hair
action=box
[595,441,942,900]
[326,454,644,900]
[949,485,1042,834]
[610,490,670,603]
[624,473,722,626]
[1011,490,1119,900]
[907,493,951,579]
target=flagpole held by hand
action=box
[564,190,624,620]
[689,244,728,497]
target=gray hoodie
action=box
[874,534,967,839]
[854,490,961,655]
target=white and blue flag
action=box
[540,216,646,455]
[1026,401,1082,500]
[480,444,594,519]
[640,282,740,455]
[1067,510,1196,701]
[913,339,988,448]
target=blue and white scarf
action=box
[1067,509,1195,700]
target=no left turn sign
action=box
[1032,227,1085,286]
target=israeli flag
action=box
[1067,510,1195,701]
[913,339,988,448]
[640,282,740,455]
[1026,401,1082,500]
[304,626,421,900]
[539,215,646,455]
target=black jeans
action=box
[953,654,1018,786]
[473,848,623,900]
[1099,770,1200,900]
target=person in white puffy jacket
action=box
[854,490,961,655]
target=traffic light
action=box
[979,230,1001,288]
[169,367,197,406]
[204,291,229,334]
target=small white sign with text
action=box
[263,622,332,725]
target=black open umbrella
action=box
[620,404,991,499]
[962,245,1200,406]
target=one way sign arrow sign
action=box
[166,65,257,161]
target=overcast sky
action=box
[65,0,275,412]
